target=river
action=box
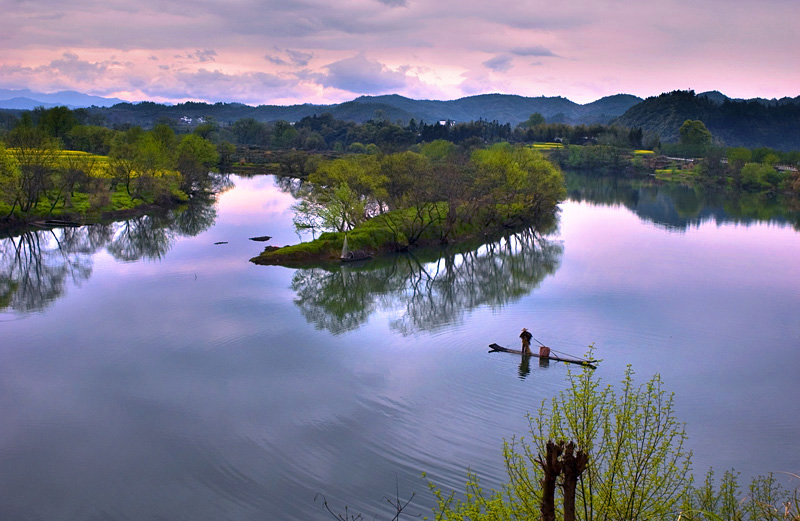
[1,173,799,520]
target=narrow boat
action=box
[488,343,598,369]
[340,234,372,262]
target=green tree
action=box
[272,121,298,149]
[64,125,114,155]
[740,163,781,191]
[231,118,270,146]
[216,142,236,170]
[291,155,387,235]
[678,120,712,157]
[109,127,145,196]
[470,143,566,227]
[176,134,219,193]
[420,139,457,161]
[35,106,78,140]
[0,143,21,215]
[292,181,366,235]
[429,363,693,521]
[4,124,59,212]
[193,121,219,141]
[519,112,546,128]
[152,123,178,152]
[133,133,176,200]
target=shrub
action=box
[429,359,693,521]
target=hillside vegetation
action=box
[614,90,800,150]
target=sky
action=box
[1,0,798,106]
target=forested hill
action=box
[613,90,800,150]
[348,93,643,126]
[65,93,642,129]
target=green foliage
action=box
[740,163,783,191]
[292,181,368,235]
[231,118,271,146]
[176,134,219,193]
[272,120,299,149]
[550,144,629,171]
[0,118,218,221]
[419,139,457,161]
[470,143,566,226]
[519,112,546,127]
[0,143,21,212]
[680,469,800,521]
[727,147,752,168]
[34,106,78,139]
[429,363,693,521]
[615,90,800,151]
[282,142,565,261]
[292,155,387,234]
[679,120,713,147]
[64,125,114,155]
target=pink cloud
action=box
[0,0,796,104]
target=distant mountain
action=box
[614,90,800,150]
[349,93,643,125]
[5,87,798,149]
[0,97,63,110]
[88,93,643,129]
[0,88,125,109]
[698,90,800,107]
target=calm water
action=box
[1,174,799,520]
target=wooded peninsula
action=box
[1,100,799,264]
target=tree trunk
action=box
[538,440,564,521]
[561,441,588,521]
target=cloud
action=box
[483,54,513,72]
[510,45,558,58]
[286,49,313,67]
[49,52,109,82]
[188,49,217,63]
[319,54,407,94]
[265,49,314,67]
[1,0,798,105]
[265,55,288,66]
[128,68,315,105]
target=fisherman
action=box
[520,328,533,355]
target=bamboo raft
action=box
[488,343,598,369]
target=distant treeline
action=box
[0,104,653,155]
[615,90,800,151]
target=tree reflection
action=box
[0,193,219,313]
[565,171,800,231]
[106,213,177,261]
[0,228,95,312]
[291,227,563,335]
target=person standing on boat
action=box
[520,328,533,355]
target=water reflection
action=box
[292,228,563,335]
[565,171,800,231]
[0,194,219,313]
[516,355,553,380]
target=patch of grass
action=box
[109,189,143,211]
[655,168,698,183]
[68,192,91,213]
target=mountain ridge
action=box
[0,88,125,109]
